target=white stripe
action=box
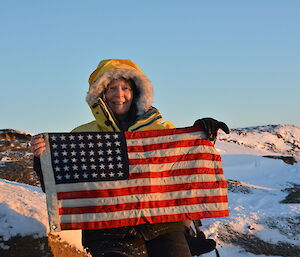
[130,159,223,174]
[126,131,207,146]
[128,144,218,159]
[60,187,228,207]
[56,173,226,192]
[60,202,228,223]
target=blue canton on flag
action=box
[48,132,129,184]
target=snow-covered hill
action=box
[218,124,300,157]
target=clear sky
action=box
[1,0,299,134]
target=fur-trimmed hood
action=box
[86,59,153,116]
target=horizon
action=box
[1,1,299,134]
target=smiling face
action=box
[104,79,133,119]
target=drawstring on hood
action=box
[86,59,153,116]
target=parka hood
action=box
[86,59,153,115]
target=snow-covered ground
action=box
[0,135,299,256]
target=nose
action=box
[115,86,125,97]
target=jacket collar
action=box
[89,98,162,132]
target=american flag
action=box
[40,126,229,232]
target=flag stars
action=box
[106,141,112,147]
[80,150,86,156]
[92,172,98,178]
[116,149,121,154]
[70,143,76,148]
[78,135,84,140]
[64,166,69,171]
[109,172,115,177]
[82,164,87,170]
[117,156,122,161]
[107,149,113,155]
[98,150,104,155]
[99,157,105,162]
[97,142,103,147]
[90,157,95,162]
[62,151,68,156]
[117,163,123,168]
[108,163,114,169]
[81,157,86,162]
[113,134,119,139]
[100,164,105,169]
[96,134,102,139]
[62,158,68,163]
[53,151,59,157]
[88,142,94,148]
[108,156,113,162]
[105,134,110,139]
[83,173,88,178]
[65,174,70,179]
[54,159,59,164]
[114,141,121,146]
[71,151,76,156]
[91,164,97,170]
[89,150,95,156]
[52,144,58,149]
[87,134,93,140]
[60,135,66,141]
[56,174,62,180]
[72,164,78,170]
[61,144,67,149]
[51,135,57,141]
[100,172,106,178]
[71,158,77,163]
[69,135,75,140]
[117,171,124,177]
[79,142,85,148]
[74,173,80,179]
[55,166,60,172]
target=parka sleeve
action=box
[33,156,46,193]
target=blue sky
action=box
[1,1,299,134]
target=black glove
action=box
[194,118,230,141]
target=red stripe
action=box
[60,210,229,230]
[129,153,221,165]
[59,195,228,215]
[129,167,224,179]
[57,180,228,200]
[127,139,213,153]
[125,126,203,140]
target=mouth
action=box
[112,101,126,105]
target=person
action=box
[31,59,229,257]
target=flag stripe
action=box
[60,203,228,223]
[57,180,227,200]
[59,195,228,215]
[127,139,212,152]
[129,167,224,179]
[129,153,221,165]
[59,188,227,208]
[60,210,229,230]
[55,172,226,192]
[125,131,206,147]
[129,160,223,174]
[124,126,204,140]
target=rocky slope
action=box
[218,124,300,157]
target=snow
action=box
[218,125,300,156]
[0,135,300,256]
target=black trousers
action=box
[86,231,192,257]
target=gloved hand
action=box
[194,118,230,141]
